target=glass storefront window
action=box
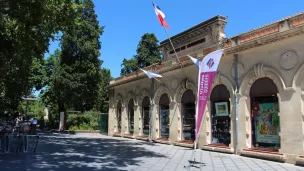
[182,103,195,140]
[251,96,280,150]
[211,101,231,145]
[143,106,150,135]
[128,99,134,134]
[160,105,169,138]
[117,101,122,132]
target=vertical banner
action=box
[195,49,224,139]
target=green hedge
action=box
[67,111,99,131]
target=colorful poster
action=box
[195,50,224,139]
[215,102,229,116]
[255,103,280,144]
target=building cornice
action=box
[110,12,304,89]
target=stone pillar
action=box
[121,106,128,135]
[153,104,159,139]
[108,106,115,136]
[279,89,302,161]
[137,104,143,136]
[237,94,251,150]
[169,101,178,143]
[177,102,182,141]
[229,97,236,151]
[133,105,140,137]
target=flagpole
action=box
[163,27,183,69]
[148,65,157,142]
[148,77,155,142]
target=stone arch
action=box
[115,93,124,107]
[293,62,304,89]
[212,73,235,98]
[125,91,137,106]
[139,88,150,103]
[175,80,197,103]
[154,85,173,104]
[239,64,286,96]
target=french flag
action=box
[140,68,163,78]
[153,2,170,28]
[187,55,200,68]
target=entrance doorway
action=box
[210,84,231,145]
[250,78,280,150]
[181,89,196,141]
[116,101,122,133]
[142,96,150,135]
[159,93,170,138]
[128,99,134,135]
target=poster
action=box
[215,102,229,116]
[255,103,280,144]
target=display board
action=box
[255,103,280,144]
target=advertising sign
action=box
[215,102,229,116]
[255,103,280,144]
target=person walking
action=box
[31,118,38,135]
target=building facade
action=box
[108,13,304,164]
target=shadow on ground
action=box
[0,134,167,171]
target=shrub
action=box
[66,111,99,131]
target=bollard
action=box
[4,134,11,153]
[23,135,28,153]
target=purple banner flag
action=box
[195,49,224,139]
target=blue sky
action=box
[45,0,303,79]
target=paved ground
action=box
[0,133,304,171]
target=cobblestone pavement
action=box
[0,133,303,171]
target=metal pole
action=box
[163,27,182,66]
[25,101,29,117]
[149,78,155,141]
[234,54,239,154]
[149,65,156,142]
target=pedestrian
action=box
[31,118,38,135]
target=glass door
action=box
[182,103,195,140]
[160,105,169,138]
[143,107,150,135]
[117,108,121,132]
[251,96,280,150]
[211,101,231,145]
[129,108,134,134]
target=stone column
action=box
[121,106,128,135]
[229,97,236,151]
[153,104,159,139]
[108,106,115,136]
[237,94,251,150]
[279,89,301,161]
[133,105,140,137]
[177,102,182,141]
[169,101,178,143]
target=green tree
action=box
[0,0,76,112]
[96,68,112,113]
[120,33,162,76]
[56,0,104,112]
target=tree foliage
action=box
[97,68,112,113]
[56,0,103,112]
[41,0,110,115]
[120,33,162,76]
[0,0,76,112]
